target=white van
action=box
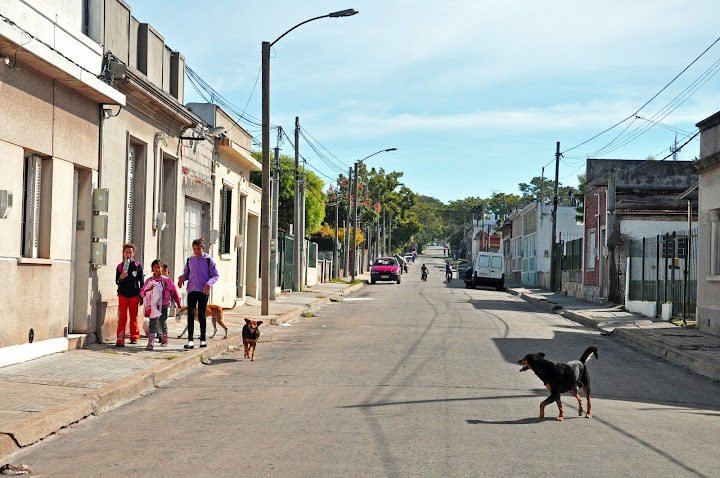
[464,252,505,291]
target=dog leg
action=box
[555,396,564,421]
[250,342,256,361]
[582,385,592,418]
[177,324,188,339]
[570,389,584,416]
[539,394,556,419]
[243,339,250,358]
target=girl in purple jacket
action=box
[177,238,219,349]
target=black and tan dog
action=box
[518,346,598,421]
[176,301,236,339]
[242,318,263,361]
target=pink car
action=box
[370,257,402,284]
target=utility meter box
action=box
[91,241,107,266]
[92,188,109,213]
[92,215,108,239]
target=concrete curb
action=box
[507,288,561,314]
[0,280,365,462]
[509,286,720,382]
[270,281,366,326]
[614,328,720,382]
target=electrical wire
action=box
[562,34,720,156]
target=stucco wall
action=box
[696,161,720,335]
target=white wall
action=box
[620,219,697,239]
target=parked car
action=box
[455,259,471,276]
[464,252,505,291]
[404,253,414,264]
[394,254,409,273]
[371,257,402,284]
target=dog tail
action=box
[580,346,598,363]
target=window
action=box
[587,229,596,270]
[491,256,502,268]
[125,141,146,254]
[21,154,49,258]
[219,186,232,255]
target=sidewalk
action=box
[0,276,367,462]
[505,281,720,383]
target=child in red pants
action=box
[115,243,144,347]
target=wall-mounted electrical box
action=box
[208,229,218,244]
[0,190,12,218]
[235,234,244,249]
[92,215,108,239]
[92,188,109,213]
[155,211,167,231]
[91,241,107,266]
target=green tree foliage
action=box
[518,176,578,205]
[250,152,326,236]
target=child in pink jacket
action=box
[141,259,181,349]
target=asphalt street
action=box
[12,247,720,477]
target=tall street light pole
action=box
[261,8,358,315]
[351,148,397,283]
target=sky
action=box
[131,0,720,203]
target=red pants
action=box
[117,295,140,343]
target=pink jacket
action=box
[140,276,181,309]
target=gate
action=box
[628,230,697,323]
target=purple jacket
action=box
[179,253,219,293]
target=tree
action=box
[250,152,325,236]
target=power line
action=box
[562,34,720,155]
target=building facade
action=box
[687,111,720,336]
[186,103,262,307]
[0,0,124,365]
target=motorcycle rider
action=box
[445,262,452,281]
[421,264,429,281]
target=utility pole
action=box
[293,116,301,291]
[344,167,352,277]
[260,41,271,315]
[366,183,373,269]
[351,161,359,283]
[270,145,280,300]
[333,193,339,279]
[388,209,393,255]
[376,191,381,259]
[299,167,306,289]
[550,141,560,292]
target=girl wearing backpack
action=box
[177,238,219,349]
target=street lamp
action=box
[351,148,397,283]
[261,9,358,315]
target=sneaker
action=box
[184,341,194,349]
[129,340,137,345]
[115,342,125,348]
[199,341,207,348]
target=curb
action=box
[614,328,720,382]
[509,287,720,382]
[0,280,365,462]
[270,281,366,326]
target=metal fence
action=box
[560,233,583,271]
[627,230,697,323]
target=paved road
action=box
[13,248,720,477]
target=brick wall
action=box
[583,186,607,287]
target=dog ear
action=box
[244,318,251,324]
[257,320,263,326]
[537,353,545,358]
